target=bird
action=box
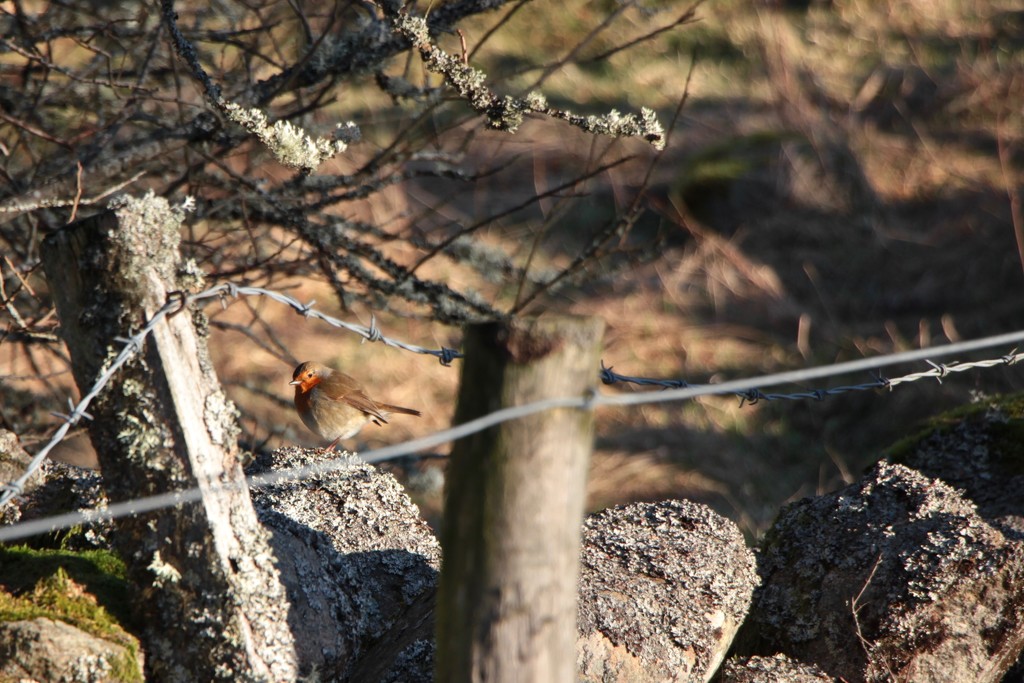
[290,361,421,450]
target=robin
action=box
[290,361,421,450]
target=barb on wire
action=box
[215,284,463,364]
[0,281,462,508]
[599,334,1024,408]
[2,337,1024,544]
[602,362,889,406]
[2,331,1024,542]
[0,294,182,507]
[2,277,1024,531]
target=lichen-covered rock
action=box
[0,561,141,682]
[890,397,1024,536]
[0,617,139,683]
[577,499,758,683]
[16,460,111,549]
[719,653,834,682]
[736,461,1024,682]
[251,447,440,681]
[0,429,43,525]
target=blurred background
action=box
[2,0,1023,535]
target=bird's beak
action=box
[289,380,301,386]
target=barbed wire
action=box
[0,282,461,508]
[1,338,1022,542]
[209,283,464,363]
[601,335,1024,407]
[1,282,1023,541]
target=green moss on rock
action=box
[0,545,132,627]
[0,546,142,682]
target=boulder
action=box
[0,617,139,683]
[250,447,440,682]
[577,499,758,682]
[735,461,1024,682]
[891,397,1024,536]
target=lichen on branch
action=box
[386,10,665,149]
[223,104,359,172]
[162,0,359,172]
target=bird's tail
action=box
[380,403,421,417]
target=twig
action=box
[851,554,897,680]
[69,161,85,224]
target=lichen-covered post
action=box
[40,194,297,681]
[436,316,604,683]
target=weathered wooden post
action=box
[436,316,604,683]
[40,194,297,681]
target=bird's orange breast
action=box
[294,385,313,415]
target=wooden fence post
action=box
[435,315,605,683]
[40,195,297,681]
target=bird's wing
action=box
[318,374,390,422]
[340,390,389,423]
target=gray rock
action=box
[891,400,1024,536]
[251,447,440,682]
[0,617,138,683]
[0,429,44,525]
[736,461,1024,683]
[577,499,758,683]
[719,653,835,682]
[17,460,111,549]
